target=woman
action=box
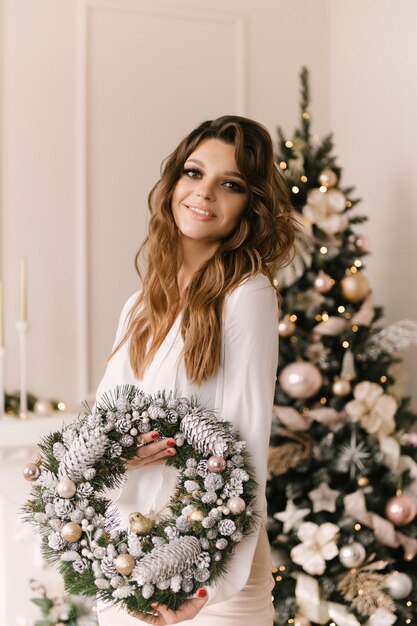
[96,115,295,625]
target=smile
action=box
[185,204,215,219]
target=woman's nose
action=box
[196,180,215,200]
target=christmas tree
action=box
[267,67,417,626]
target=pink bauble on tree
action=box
[385,494,417,526]
[207,455,226,473]
[279,362,323,399]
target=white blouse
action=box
[94,272,279,606]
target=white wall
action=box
[328,0,417,405]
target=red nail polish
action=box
[166,448,175,455]
[167,439,176,446]
[151,603,158,608]
[197,588,207,598]
[151,433,159,440]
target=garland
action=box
[22,385,257,617]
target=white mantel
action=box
[0,412,76,626]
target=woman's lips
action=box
[185,204,216,220]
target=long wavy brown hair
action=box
[111,115,296,384]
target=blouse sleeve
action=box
[206,274,279,605]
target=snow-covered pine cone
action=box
[223,477,244,497]
[133,536,201,584]
[54,498,74,518]
[58,427,109,481]
[180,411,234,456]
[100,556,118,578]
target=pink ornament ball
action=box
[279,362,323,399]
[227,497,246,514]
[207,455,226,473]
[313,271,333,294]
[385,494,417,526]
[23,463,41,482]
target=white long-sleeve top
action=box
[94,272,279,605]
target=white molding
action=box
[76,0,247,399]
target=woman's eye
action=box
[182,168,201,178]
[223,180,246,193]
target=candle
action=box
[20,258,27,321]
[0,279,3,347]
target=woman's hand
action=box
[135,588,208,624]
[126,431,176,470]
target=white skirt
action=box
[97,525,274,626]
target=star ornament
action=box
[308,482,339,513]
[274,499,310,533]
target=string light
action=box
[406,601,412,607]
[342,341,350,348]
[320,246,328,254]
[338,305,346,313]
[346,200,352,208]
[276,575,283,582]
[380,375,387,383]
[320,397,327,405]
[302,407,310,414]
[350,266,358,274]
[57,402,66,411]
[273,279,279,286]
[319,185,327,193]
[302,112,310,119]
[292,186,300,194]
[279,565,286,571]
[354,259,362,267]
[285,140,293,148]
[406,620,411,624]
[345,312,352,320]
[321,312,329,321]
[290,336,298,343]
[300,175,308,182]
[279,161,287,170]
[289,314,298,322]
[355,523,361,531]
[352,325,359,332]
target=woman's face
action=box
[171,138,249,251]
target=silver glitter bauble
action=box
[385,571,413,599]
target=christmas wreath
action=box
[22,385,257,616]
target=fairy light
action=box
[57,402,66,411]
[300,175,308,182]
[321,312,329,321]
[279,161,287,169]
[292,186,300,194]
[352,325,359,332]
[272,567,278,574]
[302,111,310,120]
[273,279,279,286]
[279,565,286,571]
[406,619,411,624]
[346,200,352,208]
[345,312,352,320]
[302,407,310,414]
[315,314,322,321]
[276,575,283,582]
[285,140,293,148]
[355,523,361,531]
[319,185,327,193]
[290,336,298,343]
[380,375,387,383]
[338,305,345,313]
[354,259,362,267]
[406,601,412,607]
[320,397,327,405]
[288,620,294,625]
[350,266,358,274]
[320,246,328,254]
[289,314,297,322]
[342,340,350,348]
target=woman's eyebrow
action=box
[185,158,245,181]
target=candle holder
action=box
[0,345,5,419]
[16,319,30,419]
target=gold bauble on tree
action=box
[278,314,296,337]
[189,509,204,522]
[318,168,338,188]
[332,377,352,397]
[61,522,82,542]
[114,554,136,576]
[340,272,370,303]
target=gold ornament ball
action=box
[189,509,205,522]
[61,522,82,542]
[318,168,338,188]
[114,553,136,576]
[332,378,351,397]
[294,616,312,626]
[34,399,54,416]
[278,315,296,337]
[340,272,370,303]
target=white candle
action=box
[0,279,3,347]
[20,258,27,321]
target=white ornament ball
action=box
[34,399,54,416]
[294,616,311,626]
[339,542,366,568]
[313,271,333,294]
[189,509,204,522]
[279,362,323,399]
[278,315,296,337]
[227,497,246,514]
[61,522,82,542]
[332,378,352,397]
[56,478,77,499]
[385,571,413,599]
[114,554,136,576]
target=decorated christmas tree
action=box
[267,67,417,626]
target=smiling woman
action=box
[95,115,296,625]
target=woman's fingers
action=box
[125,433,176,470]
[126,447,176,469]
[139,589,208,624]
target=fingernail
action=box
[151,433,159,440]
[167,439,176,446]
[166,448,176,455]
[151,603,158,608]
[197,588,207,598]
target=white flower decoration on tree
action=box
[345,381,397,436]
[303,188,348,235]
[290,522,339,575]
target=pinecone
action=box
[54,498,74,518]
[180,411,234,456]
[223,477,244,497]
[100,556,117,578]
[133,536,201,584]
[58,427,109,481]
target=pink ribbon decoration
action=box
[344,490,417,560]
